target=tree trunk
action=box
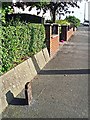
[50,10,56,23]
[52,10,56,23]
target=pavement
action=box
[2,26,89,119]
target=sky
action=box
[61,0,88,23]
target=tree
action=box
[1,0,85,23]
[41,1,80,22]
[13,0,81,22]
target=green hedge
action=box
[0,26,2,75]
[1,21,45,75]
[65,16,80,27]
[55,19,70,26]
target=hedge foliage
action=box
[1,21,45,75]
[65,16,80,27]
[55,19,70,26]
[0,26,2,75]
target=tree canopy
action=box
[13,0,81,22]
[1,0,87,23]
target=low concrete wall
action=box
[42,48,50,63]
[32,50,46,73]
[0,48,50,114]
[0,58,37,114]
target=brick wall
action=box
[44,24,60,57]
[50,35,59,56]
[67,28,74,41]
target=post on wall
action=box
[44,23,60,57]
[60,25,68,41]
[44,23,51,55]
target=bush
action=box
[55,20,70,33]
[1,21,45,74]
[55,19,70,26]
[65,16,80,27]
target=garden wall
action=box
[50,35,59,56]
[60,25,76,41]
[44,24,60,57]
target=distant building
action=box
[88,2,90,22]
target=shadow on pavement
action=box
[39,69,90,75]
[6,91,27,106]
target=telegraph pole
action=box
[84,2,86,21]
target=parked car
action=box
[83,20,89,26]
